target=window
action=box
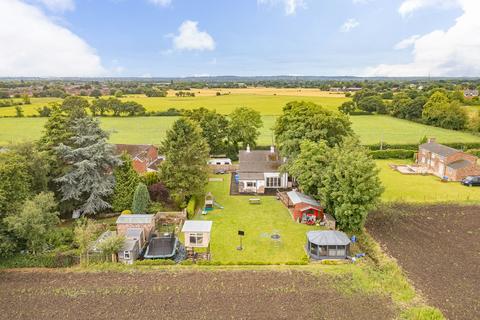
[336,247,346,257]
[310,243,317,256]
[246,182,256,187]
[319,246,327,256]
[266,177,281,188]
[328,246,337,257]
[124,251,131,259]
[189,233,204,245]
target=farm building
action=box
[208,158,232,165]
[114,144,164,174]
[237,145,289,194]
[116,214,156,241]
[416,138,480,181]
[181,220,212,249]
[306,230,351,260]
[284,191,324,224]
[118,239,140,264]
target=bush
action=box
[135,259,176,266]
[466,149,480,157]
[186,196,197,219]
[121,209,132,215]
[370,149,415,159]
[179,260,195,265]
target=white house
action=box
[207,158,232,165]
[237,145,289,194]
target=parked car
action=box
[215,169,226,175]
[461,176,480,187]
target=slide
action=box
[213,201,224,209]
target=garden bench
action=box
[249,198,261,205]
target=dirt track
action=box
[0,269,394,320]
[367,204,480,320]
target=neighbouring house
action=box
[237,145,289,194]
[464,89,479,98]
[306,230,351,260]
[116,214,156,241]
[285,191,324,224]
[114,144,164,174]
[416,138,480,181]
[118,239,140,265]
[207,158,232,165]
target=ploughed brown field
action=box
[367,204,480,320]
[0,269,394,320]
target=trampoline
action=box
[143,233,178,259]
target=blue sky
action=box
[0,0,478,77]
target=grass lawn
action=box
[377,159,480,203]
[193,175,320,263]
[0,97,62,117]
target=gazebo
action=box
[306,230,351,260]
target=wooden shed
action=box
[181,220,212,249]
[285,191,324,224]
[306,230,351,260]
[118,239,140,265]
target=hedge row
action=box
[466,149,480,157]
[186,196,197,219]
[369,149,415,160]
[365,142,480,151]
[0,251,78,269]
[135,259,309,266]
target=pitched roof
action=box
[307,230,351,246]
[287,191,320,207]
[115,144,154,157]
[419,142,460,157]
[116,214,155,224]
[120,239,138,252]
[238,172,265,180]
[238,150,283,176]
[447,159,472,170]
[125,228,144,238]
[182,220,212,233]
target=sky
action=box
[0,0,479,77]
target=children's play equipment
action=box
[203,193,224,214]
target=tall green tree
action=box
[131,183,150,214]
[112,153,140,212]
[185,107,229,155]
[228,107,263,150]
[5,192,60,254]
[160,118,210,205]
[422,92,468,130]
[357,95,386,114]
[74,219,100,265]
[61,96,89,118]
[289,138,383,232]
[274,101,353,159]
[0,152,31,216]
[55,117,121,215]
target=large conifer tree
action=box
[160,118,210,205]
[55,117,121,215]
[112,153,140,212]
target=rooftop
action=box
[238,149,283,176]
[116,214,155,224]
[125,228,144,238]
[419,142,460,157]
[121,239,138,252]
[307,230,351,246]
[182,220,213,233]
[287,190,320,207]
[447,159,472,170]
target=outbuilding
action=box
[208,158,232,165]
[116,214,156,241]
[118,239,140,265]
[306,230,350,260]
[285,191,324,224]
[181,220,212,250]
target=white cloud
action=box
[0,0,105,77]
[147,0,172,7]
[365,0,480,77]
[340,18,360,32]
[258,0,306,15]
[35,0,75,12]
[399,0,459,17]
[172,20,215,51]
[394,35,420,50]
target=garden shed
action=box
[116,214,156,241]
[181,220,212,249]
[285,191,324,224]
[306,230,350,260]
[118,239,140,265]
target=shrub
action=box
[466,149,480,157]
[131,183,150,214]
[121,209,132,215]
[148,182,170,203]
[370,149,415,159]
[0,252,78,269]
[135,259,176,266]
[186,196,197,219]
[179,260,195,265]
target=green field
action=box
[2,115,480,147]
[193,176,320,263]
[0,94,348,116]
[377,160,480,203]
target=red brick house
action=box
[114,144,164,174]
[416,139,480,181]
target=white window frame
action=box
[266,177,281,188]
[124,251,131,260]
[246,182,256,188]
[189,233,204,245]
